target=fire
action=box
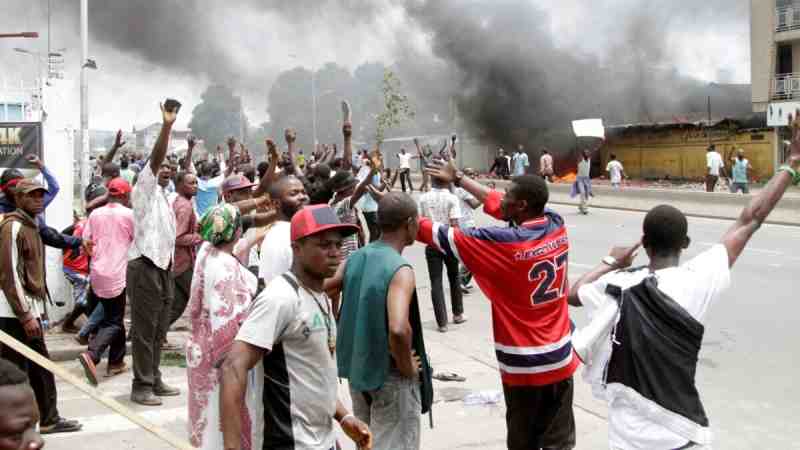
[552,171,577,183]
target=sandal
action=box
[433,371,467,382]
[40,418,82,434]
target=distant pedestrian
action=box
[418,171,465,332]
[606,154,626,189]
[729,149,751,194]
[540,148,554,182]
[395,148,417,192]
[572,149,593,214]
[512,145,530,176]
[705,144,725,192]
[490,148,510,179]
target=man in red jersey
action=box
[421,160,576,450]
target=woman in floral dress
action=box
[185,203,261,449]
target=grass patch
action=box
[160,352,187,368]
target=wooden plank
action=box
[0,329,192,450]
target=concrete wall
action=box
[603,127,776,182]
[41,79,78,323]
[752,0,776,111]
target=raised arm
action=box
[342,121,353,170]
[567,244,640,306]
[253,140,280,197]
[220,341,265,450]
[150,101,180,174]
[721,113,800,268]
[350,165,378,206]
[103,130,126,164]
[284,128,304,177]
[182,135,196,172]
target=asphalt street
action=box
[42,200,800,449]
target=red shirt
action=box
[417,190,578,386]
[62,220,89,274]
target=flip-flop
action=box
[433,372,466,382]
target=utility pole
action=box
[80,0,89,204]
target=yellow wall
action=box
[603,127,776,182]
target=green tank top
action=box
[336,241,434,414]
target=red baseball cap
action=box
[222,174,255,193]
[107,177,132,197]
[290,205,360,242]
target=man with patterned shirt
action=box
[418,172,464,332]
[422,160,577,450]
[127,101,181,406]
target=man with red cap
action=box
[78,178,135,385]
[221,204,372,450]
[0,179,82,434]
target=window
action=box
[0,103,23,121]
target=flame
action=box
[552,171,577,183]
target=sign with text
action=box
[0,122,42,169]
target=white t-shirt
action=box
[397,153,413,170]
[257,221,292,283]
[606,160,624,183]
[706,152,724,176]
[577,244,731,449]
[236,273,338,450]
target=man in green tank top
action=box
[330,192,434,450]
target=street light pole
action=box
[80,0,90,204]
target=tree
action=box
[375,69,415,146]
[188,85,248,153]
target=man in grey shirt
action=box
[220,205,372,450]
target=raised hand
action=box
[342,122,352,139]
[266,139,279,161]
[187,135,196,149]
[25,154,43,170]
[284,128,297,144]
[160,99,181,125]
[227,136,237,151]
[424,158,457,184]
[113,129,126,149]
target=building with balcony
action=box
[750,0,797,168]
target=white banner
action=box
[572,118,605,138]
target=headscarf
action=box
[199,203,242,246]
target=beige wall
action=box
[752,0,776,111]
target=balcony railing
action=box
[773,72,800,99]
[777,4,800,32]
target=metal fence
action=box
[773,72,800,99]
[776,4,800,32]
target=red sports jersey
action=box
[417,190,578,386]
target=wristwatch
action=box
[602,256,618,268]
[453,170,465,187]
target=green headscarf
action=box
[199,203,242,246]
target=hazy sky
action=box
[0,0,750,131]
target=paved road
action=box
[43,202,800,449]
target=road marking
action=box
[63,407,186,436]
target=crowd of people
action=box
[1,98,800,450]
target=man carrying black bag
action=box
[567,110,800,450]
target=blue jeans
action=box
[79,297,104,338]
